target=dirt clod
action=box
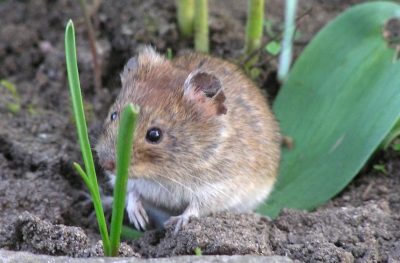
[271,201,400,262]
[131,201,400,262]
[5,212,88,256]
[77,241,140,258]
[134,213,272,257]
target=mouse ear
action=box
[120,57,138,83]
[184,71,227,117]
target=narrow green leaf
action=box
[110,104,139,256]
[65,20,111,256]
[244,0,265,55]
[177,0,195,38]
[73,162,93,193]
[65,20,96,184]
[121,225,143,240]
[260,2,400,218]
[194,0,209,53]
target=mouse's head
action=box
[96,47,227,184]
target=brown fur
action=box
[96,47,281,228]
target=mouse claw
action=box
[164,214,191,235]
[126,193,149,231]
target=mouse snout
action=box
[100,159,115,172]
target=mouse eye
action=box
[146,127,162,144]
[110,111,118,121]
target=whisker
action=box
[149,178,172,195]
[163,176,194,194]
[162,163,232,202]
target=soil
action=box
[0,0,399,262]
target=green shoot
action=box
[277,0,298,82]
[0,79,19,98]
[166,48,173,60]
[65,20,111,255]
[244,0,265,56]
[121,225,143,240]
[265,40,281,56]
[382,119,400,149]
[6,103,20,114]
[373,164,388,175]
[194,247,202,256]
[110,104,139,256]
[65,20,139,256]
[0,79,21,114]
[194,0,209,53]
[393,142,400,152]
[177,0,195,38]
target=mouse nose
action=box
[101,160,115,171]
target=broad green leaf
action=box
[260,2,400,218]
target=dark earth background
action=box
[0,0,399,262]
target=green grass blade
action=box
[65,20,111,256]
[194,0,209,53]
[177,0,195,38]
[73,164,112,254]
[90,189,111,256]
[65,20,96,184]
[244,0,265,55]
[110,104,139,256]
[260,2,400,218]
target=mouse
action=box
[95,47,281,233]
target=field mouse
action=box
[96,47,281,233]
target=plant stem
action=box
[194,0,209,53]
[278,0,298,82]
[78,0,102,91]
[65,20,111,256]
[110,104,139,256]
[177,0,195,38]
[244,0,265,56]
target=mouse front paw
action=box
[164,205,199,235]
[126,192,149,231]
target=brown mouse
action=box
[96,47,281,233]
